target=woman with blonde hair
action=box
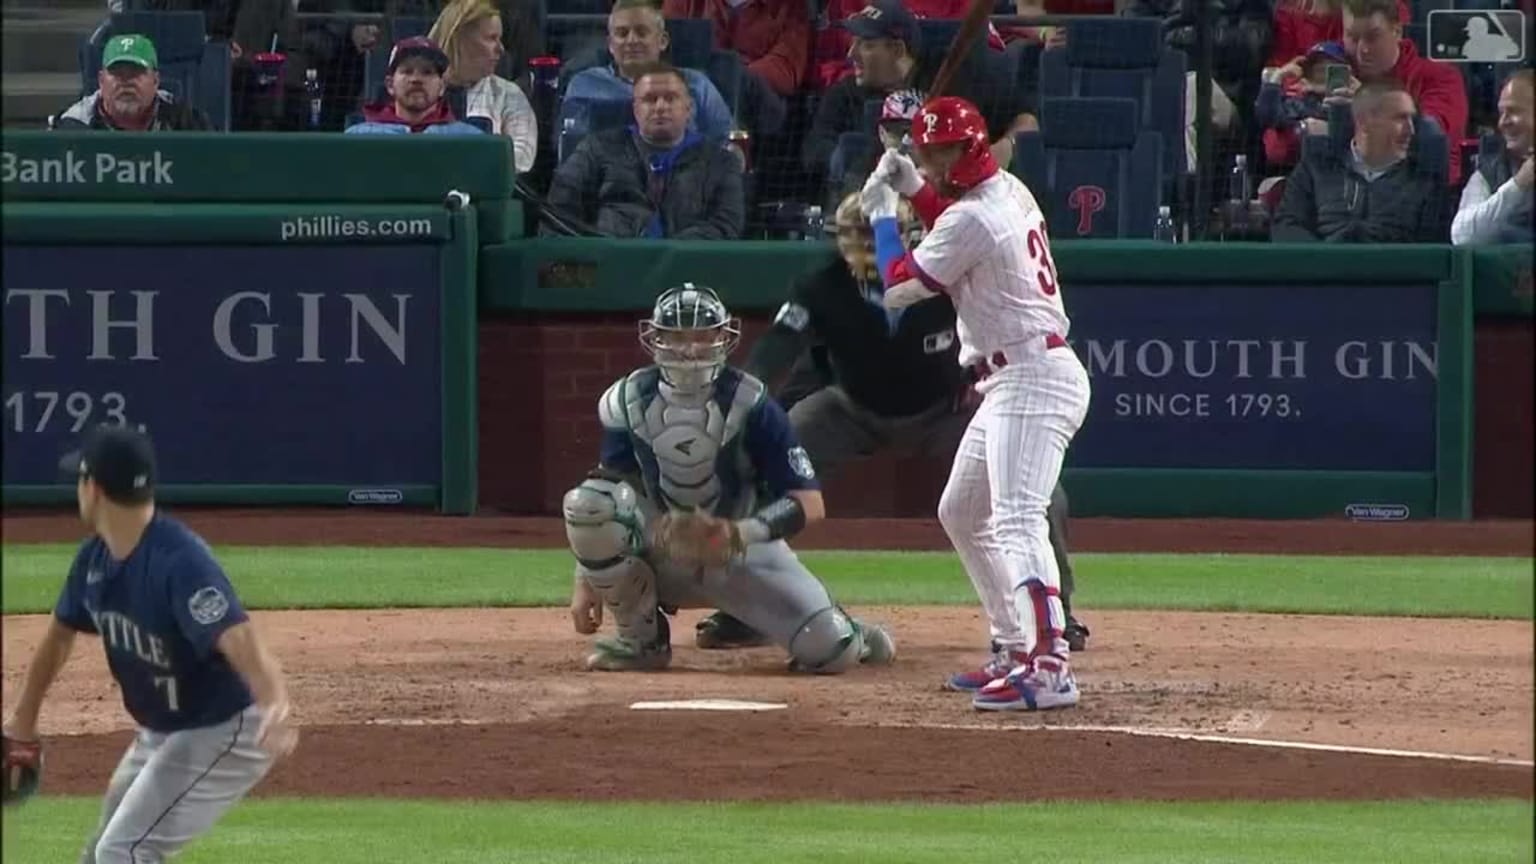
[429,0,539,173]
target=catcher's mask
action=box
[833,191,923,283]
[639,283,741,394]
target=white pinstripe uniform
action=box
[893,170,1091,661]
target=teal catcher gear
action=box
[639,284,742,394]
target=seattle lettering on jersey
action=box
[56,515,254,732]
[88,608,172,670]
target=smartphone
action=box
[1325,63,1351,92]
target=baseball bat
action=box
[926,0,996,101]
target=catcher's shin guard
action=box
[580,557,664,650]
[786,606,862,674]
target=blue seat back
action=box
[556,95,637,162]
[1039,18,1185,181]
[81,12,230,130]
[1014,97,1164,239]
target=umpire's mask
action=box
[835,191,923,284]
[639,283,741,394]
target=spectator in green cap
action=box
[54,33,212,130]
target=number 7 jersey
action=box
[905,172,1071,366]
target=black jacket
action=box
[802,47,1029,176]
[746,258,966,418]
[545,127,745,239]
[53,92,213,131]
[1123,0,1272,94]
[1271,147,1445,243]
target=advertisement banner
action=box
[3,245,442,487]
[1066,282,1439,471]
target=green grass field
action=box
[2,546,1532,618]
[2,543,1531,862]
[3,798,1532,864]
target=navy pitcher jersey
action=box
[53,514,254,732]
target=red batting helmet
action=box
[911,96,998,191]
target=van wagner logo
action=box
[1344,503,1410,522]
[348,489,404,505]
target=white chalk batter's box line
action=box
[873,719,1535,769]
[339,714,1531,770]
[57,715,1530,769]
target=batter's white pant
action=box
[937,340,1090,655]
[81,704,272,863]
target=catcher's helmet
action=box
[911,96,998,191]
[639,283,741,393]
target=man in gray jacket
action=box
[1271,80,1446,243]
[545,62,745,239]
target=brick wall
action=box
[1472,321,1535,518]
[477,313,953,516]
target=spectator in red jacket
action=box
[1341,0,1466,180]
[662,0,808,133]
[1268,0,1408,69]
[1264,0,1467,181]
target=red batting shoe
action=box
[943,643,1031,692]
[972,654,1079,712]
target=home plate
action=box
[630,699,788,712]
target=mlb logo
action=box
[1426,9,1526,62]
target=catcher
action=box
[691,192,1092,657]
[564,283,897,673]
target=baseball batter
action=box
[692,191,1092,656]
[861,96,1091,712]
[2,424,297,861]
[562,283,897,674]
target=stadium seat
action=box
[1013,97,1164,239]
[1039,17,1185,184]
[80,12,231,131]
[704,49,746,118]
[555,96,637,162]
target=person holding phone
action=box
[1257,41,1355,169]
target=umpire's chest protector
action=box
[602,367,766,519]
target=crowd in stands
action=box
[55,0,1534,246]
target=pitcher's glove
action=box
[3,734,43,806]
[653,509,744,569]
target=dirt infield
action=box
[3,608,1531,802]
[2,511,1531,804]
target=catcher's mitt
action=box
[653,509,744,569]
[3,735,42,807]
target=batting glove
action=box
[874,150,925,198]
[859,173,899,222]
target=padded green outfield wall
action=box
[476,240,1484,520]
[4,131,1528,517]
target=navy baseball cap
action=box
[842,0,922,50]
[1306,41,1349,63]
[60,424,156,503]
[387,36,449,74]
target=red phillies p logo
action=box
[1067,185,1106,236]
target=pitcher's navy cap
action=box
[60,424,156,503]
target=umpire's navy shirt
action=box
[54,514,254,732]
